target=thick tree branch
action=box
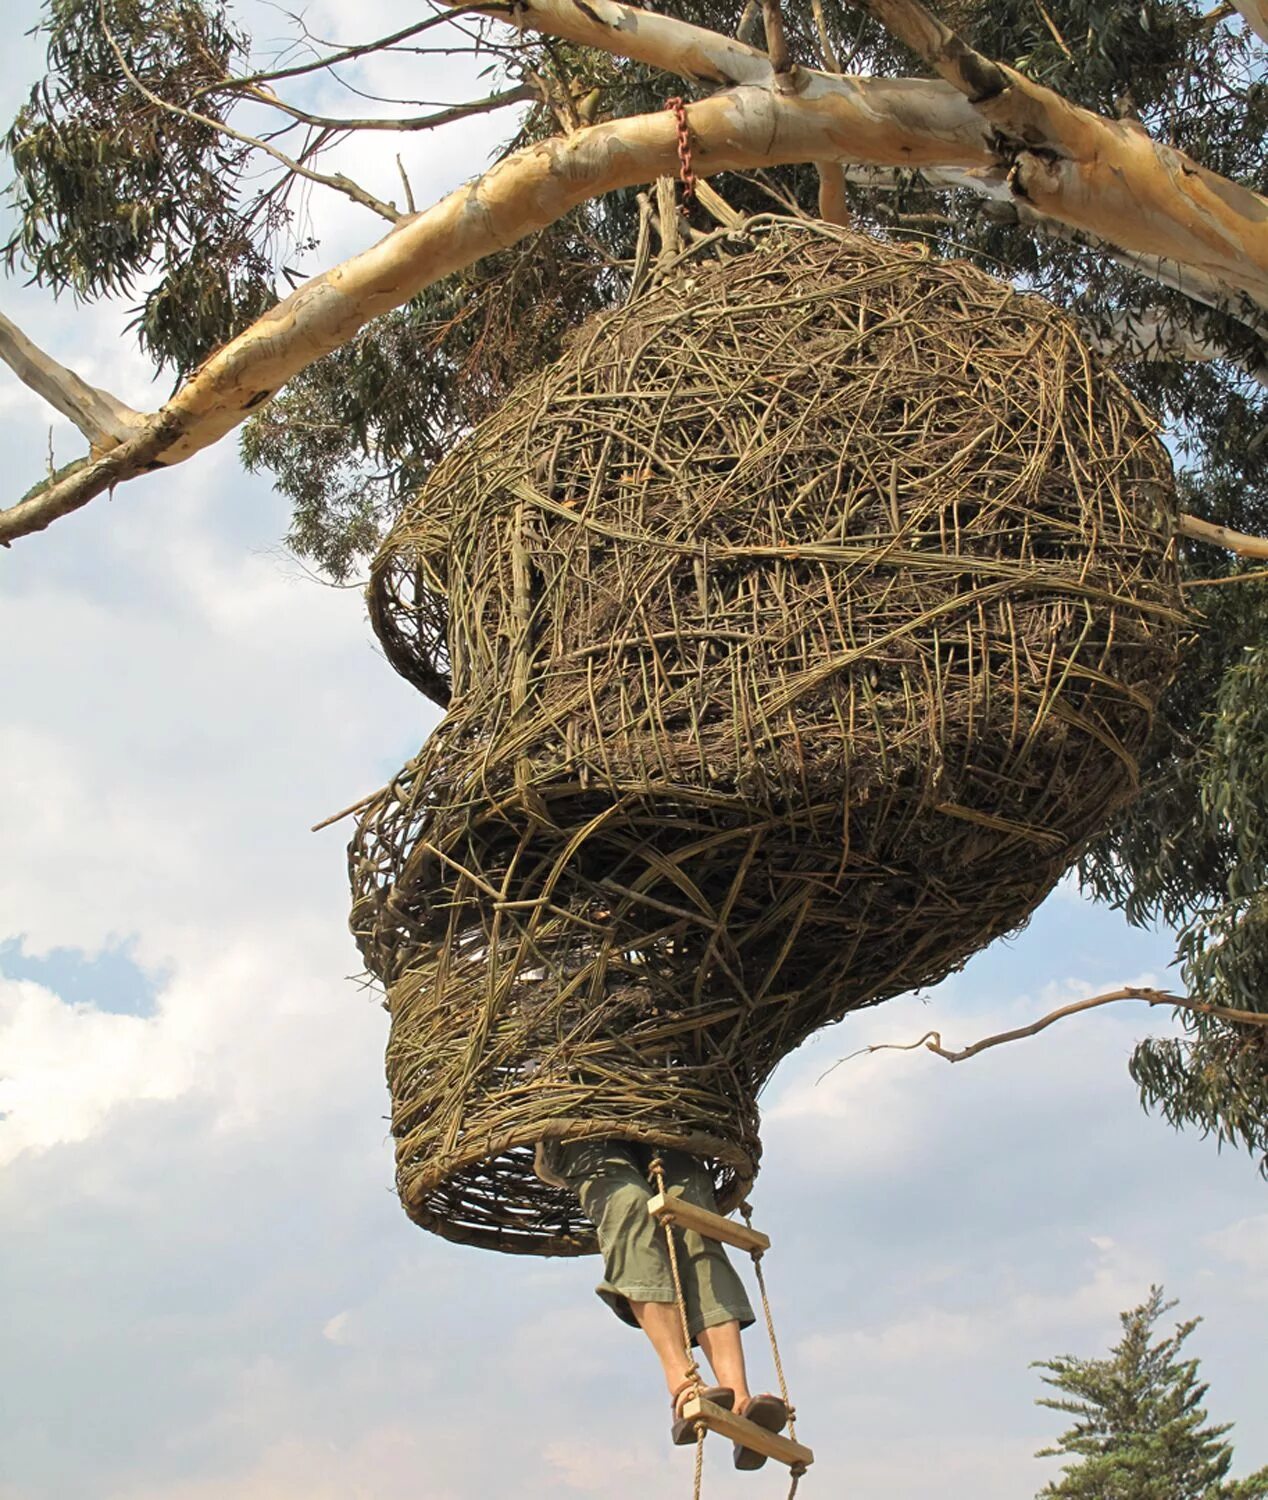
[1085,309,1268,388]
[0,310,144,447]
[0,86,992,543]
[1177,514,1268,559]
[823,986,1268,1079]
[475,0,1268,310]
[7,0,1268,541]
[1230,0,1268,43]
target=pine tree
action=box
[1034,1287,1268,1499]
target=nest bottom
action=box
[387,949,762,1254]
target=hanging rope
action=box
[741,1200,809,1499]
[650,1155,707,1500]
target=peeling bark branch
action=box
[7,0,1268,542]
[822,986,1268,1080]
[471,0,1268,312]
[0,310,144,447]
[1230,0,1268,42]
[1085,309,1268,388]
[0,86,993,543]
[1177,513,1268,559]
[848,0,1009,103]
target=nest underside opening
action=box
[352,218,1188,1255]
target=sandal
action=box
[671,1380,735,1445]
[732,1393,788,1470]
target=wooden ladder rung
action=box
[680,1396,814,1470]
[647,1193,770,1254]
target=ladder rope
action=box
[740,1199,799,1442]
[651,1166,809,1497]
[742,1198,810,1496]
[649,1155,706,1500]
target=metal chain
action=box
[649,1155,705,1500]
[664,97,696,207]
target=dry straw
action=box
[351,217,1188,1255]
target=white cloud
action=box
[322,1310,353,1345]
[541,1439,644,1493]
[0,977,193,1165]
[106,1427,465,1500]
[1205,1214,1268,1279]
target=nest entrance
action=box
[351,217,1187,1255]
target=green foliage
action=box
[4,0,281,372]
[1033,1287,1268,1498]
[240,217,615,580]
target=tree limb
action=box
[0,310,144,447]
[1084,309,1268,388]
[822,986,1268,1080]
[7,0,1268,541]
[231,81,536,133]
[1229,0,1268,43]
[0,85,993,542]
[1176,514,1268,560]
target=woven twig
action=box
[350,218,1188,1256]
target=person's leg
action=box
[555,1139,699,1404]
[627,1298,696,1402]
[660,1151,756,1353]
[697,1319,751,1408]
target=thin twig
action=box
[312,790,380,832]
[211,7,488,92]
[1182,566,1268,588]
[229,81,535,133]
[819,986,1268,1082]
[98,0,401,223]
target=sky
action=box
[2,5,1266,1499]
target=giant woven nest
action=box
[349,216,1188,1256]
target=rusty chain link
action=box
[664,96,696,208]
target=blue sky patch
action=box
[0,937,165,1017]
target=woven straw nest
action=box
[350,216,1188,1256]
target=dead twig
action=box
[820,986,1268,1081]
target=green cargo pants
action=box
[553,1139,756,1341]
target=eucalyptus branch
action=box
[762,0,794,77]
[98,0,402,223]
[844,0,1009,103]
[214,6,487,91]
[232,81,535,133]
[812,0,843,72]
[0,310,144,447]
[821,986,1268,1081]
[1085,309,1268,389]
[1177,514,1268,560]
[1229,0,1268,43]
